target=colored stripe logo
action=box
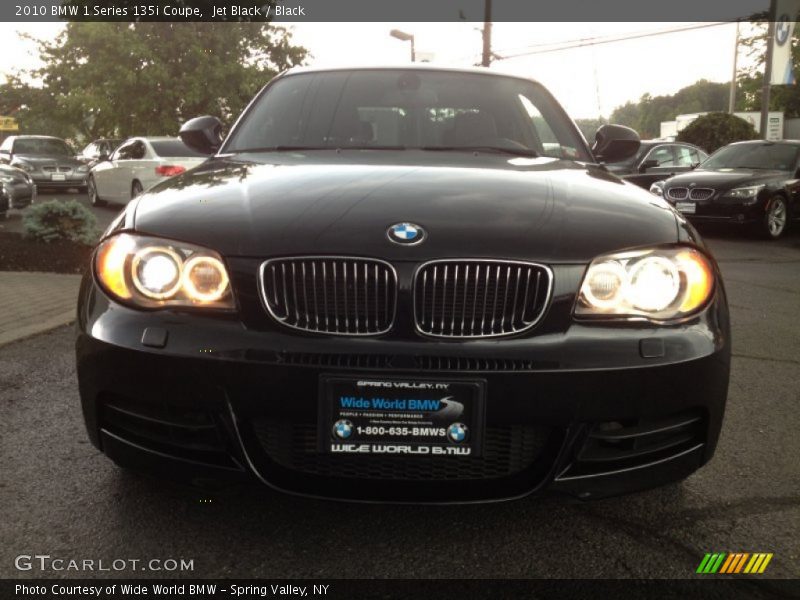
[696,553,773,574]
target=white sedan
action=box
[88,136,208,206]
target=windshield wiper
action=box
[420,145,538,157]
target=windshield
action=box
[701,143,799,171]
[13,138,72,156]
[224,70,590,160]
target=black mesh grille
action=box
[252,421,550,481]
[689,188,714,200]
[667,187,689,200]
[100,394,240,469]
[414,260,551,338]
[261,257,397,335]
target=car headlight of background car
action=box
[14,161,34,173]
[722,184,764,203]
[76,165,89,173]
[576,245,714,321]
[0,174,14,184]
[649,180,665,197]
[95,233,234,309]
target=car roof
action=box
[280,64,542,85]
[727,139,800,146]
[124,136,180,142]
[9,135,66,141]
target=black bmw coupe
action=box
[76,67,730,503]
[655,140,800,239]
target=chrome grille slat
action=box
[413,259,552,338]
[689,187,714,201]
[667,187,689,200]
[261,257,397,336]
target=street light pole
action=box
[729,21,740,113]
[761,2,777,139]
[390,29,416,62]
[481,0,493,67]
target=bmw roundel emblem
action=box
[388,222,425,245]
[447,422,469,444]
[333,419,354,440]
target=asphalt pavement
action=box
[0,225,798,585]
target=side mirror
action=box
[592,124,641,163]
[691,162,701,170]
[0,150,10,163]
[179,115,223,155]
[639,159,659,173]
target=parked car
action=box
[77,66,730,503]
[78,138,123,168]
[605,140,708,189]
[0,135,88,191]
[0,163,36,220]
[654,140,800,239]
[87,136,208,206]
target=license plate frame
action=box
[50,173,66,181]
[319,375,485,457]
[676,201,696,214]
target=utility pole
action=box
[761,1,777,139]
[729,21,740,113]
[481,0,492,67]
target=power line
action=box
[491,22,732,61]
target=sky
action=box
[0,21,743,119]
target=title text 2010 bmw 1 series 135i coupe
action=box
[76,66,730,503]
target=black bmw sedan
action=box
[655,140,800,239]
[76,66,730,503]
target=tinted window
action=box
[702,143,800,170]
[674,145,696,167]
[225,70,589,160]
[13,138,71,156]
[645,145,675,167]
[149,140,206,157]
[113,141,137,160]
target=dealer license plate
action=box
[51,173,66,181]
[319,376,485,457]
[676,201,696,214]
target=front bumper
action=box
[667,197,767,225]
[30,173,87,188]
[76,274,730,503]
[1,181,35,210]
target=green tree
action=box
[676,112,758,153]
[7,22,307,142]
[735,22,800,117]
[609,80,730,138]
[573,117,608,141]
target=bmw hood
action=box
[131,151,680,264]
[13,155,84,168]
[665,168,787,191]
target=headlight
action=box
[575,246,714,320]
[95,233,234,309]
[0,175,13,183]
[723,185,764,200]
[76,165,89,173]
[649,180,665,197]
[15,162,34,172]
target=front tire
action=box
[762,196,788,239]
[88,176,107,207]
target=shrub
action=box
[677,112,758,154]
[22,200,99,246]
